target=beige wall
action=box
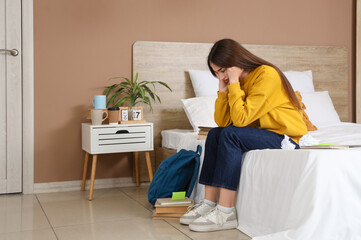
[34,0,354,183]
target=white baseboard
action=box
[33,177,149,193]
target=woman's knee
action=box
[218,126,252,144]
[218,125,238,140]
[204,127,224,148]
[207,127,224,140]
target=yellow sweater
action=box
[215,65,307,143]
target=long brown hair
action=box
[207,39,301,110]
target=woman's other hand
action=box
[227,67,244,84]
[219,77,228,92]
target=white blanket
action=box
[162,123,361,240]
[237,149,361,240]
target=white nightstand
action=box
[81,122,154,200]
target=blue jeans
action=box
[199,126,299,191]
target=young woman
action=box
[180,39,308,232]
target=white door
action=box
[0,0,22,194]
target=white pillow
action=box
[181,95,218,132]
[301,91,341,127]
[188,70,219,97]
[283,70,315,93]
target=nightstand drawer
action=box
[82,123,153,154]
[94,126,151,153]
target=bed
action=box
[133,41,361,240]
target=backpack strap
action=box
[196,145,202,155]
[186,145,202,197]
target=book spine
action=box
[152,216,181,220]
[155,206,189,213]
[153,212,184,217]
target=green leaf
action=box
[138,85,145,99]
[142,85,155,100]
[155,93,161,104]
[143,96,153,112]
[119,81,131,87]
[132,81,138,94]
[134,72,139,84]
[138,80,147,85]
[142,81,156,89]
[108,77,123,81]
[115,87,124,93]
[113,97,128,108]
[106,90,123,107]
[130,93,136,108]
[122,77,132,84]
[156,81,172,92]
[106,95,116,107]
[104,84,117,97]
[119,82,132,93]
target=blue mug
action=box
[93,95,107,109]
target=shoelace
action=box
[185,200,205,215]
[205,207,225,226]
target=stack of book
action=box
[153,197,193,220]
[198,126,213,140]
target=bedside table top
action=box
[82,122,153,128]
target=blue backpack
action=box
[148,145,202,205]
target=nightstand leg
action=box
[145,151,153,182]
[89,154,98,201]
[134,152,140,187]
[81,152,89,191]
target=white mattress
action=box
[161,129,197,150]
[161,123,361,240]
[161,122,361,149]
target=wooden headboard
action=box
[132,41,348,177]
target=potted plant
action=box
[104,82,126,125]
[105,72,172,120]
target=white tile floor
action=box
[0,186,251,240]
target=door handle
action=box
[0,49,19,56]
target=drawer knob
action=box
[116,130,129,134]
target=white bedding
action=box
[238,149,361,240]
[307,122,361,145]
[161,129,197,150]
[161,122,361,150]
[161,123,361,240]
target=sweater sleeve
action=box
[227,70,278,127]
[214,91,232,127]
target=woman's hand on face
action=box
[219,77,228,92]
[216,66,244,92]
[226,67,244,84]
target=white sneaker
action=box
[189,206,238,232]
[179,201,215,225]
